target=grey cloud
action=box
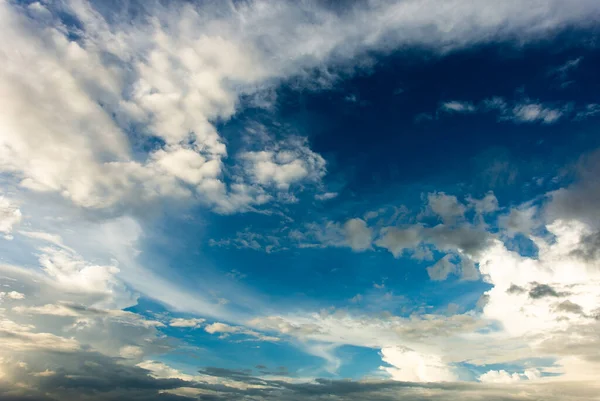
[343,218,373,252]
[538,321,600,363]
[427,255,457,281]
[467,192,499,215]
[507,284,526,294]
[0,351,197,401]
[546,149,600,228]
[528,283,567,299]
[375,226,423,258]
[458,257,480,281]
[498,207,537,237]
[555,300,584,315]
[2,351,600,401]
[426,224,494,257]
[426,255,480,282]
[376,223,493,259]
[570,230,600,262]
[426,192,466,224]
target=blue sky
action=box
[1,1,600,400]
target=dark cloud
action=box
[426,224,494,257]
[528,283,568,299]
[507,284,526,294]
[546,149,600,228]
[0,351,196,401]
[555,300,584,315]
[570,231,600,262]
[2,358,600,401]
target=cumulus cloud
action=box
[2,0,598,214]
[427,255,457,281]
[381,347,457,382]
[426,192,466,224]
[467,192,499,215]
[479,368,540,383]
[343,218,373,251]
[498,206,538,237]
[375,226,423,258]
[240,139,326,191]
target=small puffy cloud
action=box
[343,218,372,251]
[426,224,494,257]
[240,139,326,191]
[498,206,538,237]
[315,192,338,201]
[467,192,499,215]
[440,100,476,113]
[169,318,205,328]
[479,368,540,383]
[528,283,565,299]
[375,226,423,258]
[508,103,565,124]
[151,146,222,186]
[427,255,457,281]
[349,294,363,304]
[119,345,144,359]
[426,192,466,223]
[459,257,480,281]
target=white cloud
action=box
[440,101,476,113]
[205,322,280,342]
[315,192,338,201]
[0,291,25,301]
[380,346,457,382]
[240,140,326,191]
[169,318,205,329]
[2,0,597,214]
[479,368,540,383]
[0,196,22,239]
[509,103,565,124]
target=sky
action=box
[0,0,600,400]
